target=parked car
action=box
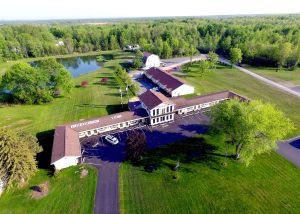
[152,87,159,92]
[161,62,167,67]
[105,135,119,145]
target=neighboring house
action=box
[55,41,64,47]
[123,44,141,51]
[142,52,160,69]
[145,67,195,97]
[50,89,248,170]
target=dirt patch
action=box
[31,181,49,199]
[15,119,31,125]
[80,167,89,178]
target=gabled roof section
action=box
[138,90,174,110]
[51,126,81,164]
[171,90,249,109]
[142,52,153,63]
[145,67,184,92]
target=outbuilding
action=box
[145,67,194,97]
[142,52,161,69]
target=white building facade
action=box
[144,67,194,97]
[51,90,248,170]
[143,52,161,69]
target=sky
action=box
[0,0,299,20]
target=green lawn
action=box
[0,165,97,214]
[120,135,300,214]
[175,63,300,136]
[0,51,131,212]
[0,53,130,134]
[120,63,300,213]
[245,66,300,87]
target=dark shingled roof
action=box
[138,89,174,110]
[142,52,153,63]
[171,90,249,109]
[51,126,81,164]
[145,67,184,91]
[67,109,148,133]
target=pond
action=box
[58,55,102,78]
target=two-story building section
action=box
[138,90,175,125]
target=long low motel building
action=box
[51,90,248,170]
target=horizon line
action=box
[1,12,299,23]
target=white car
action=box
[105,135,119,145]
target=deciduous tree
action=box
[208,51,218,69]
[210,99,294,166]
[229,47,243,66]
[132,50,143,69]
[125,130,146,160]
[0,128,42,190]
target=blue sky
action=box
[0,0,299,20]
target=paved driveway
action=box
[218,57,300,98]
[161,55,207,71]
[81,111,209,214]
[277,137,300,167]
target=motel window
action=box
[170,106,173,112]
[166,115,169,120]
[167,106,169,113]
[157,109,159,115]
[157,118,159,122]
[152,119,155,124]
[170,114,173,120]
[152,109,155,116]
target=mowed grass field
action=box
[246,66,300,87]
[0,51,131,213]
[0,165,97,214]
[0,54,127,134]
[120,63,300,213]
[175,63,300,136]
[120,136,300,214]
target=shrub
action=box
[81,81,88,87]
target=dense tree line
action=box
[0,15,300,68]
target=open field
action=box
[246,66,300,87]
[120,135,300,214]
[0,165,97,214]
[0,52,130,134]
[175,63,300,136]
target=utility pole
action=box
[125,82,129,103]
[119,87,123,109]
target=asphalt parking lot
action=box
[81,111,209,163]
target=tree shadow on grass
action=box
[130,135,219,172]
[36,129,54,169]
[74,104,125,114]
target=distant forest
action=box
[0,15,299,68]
